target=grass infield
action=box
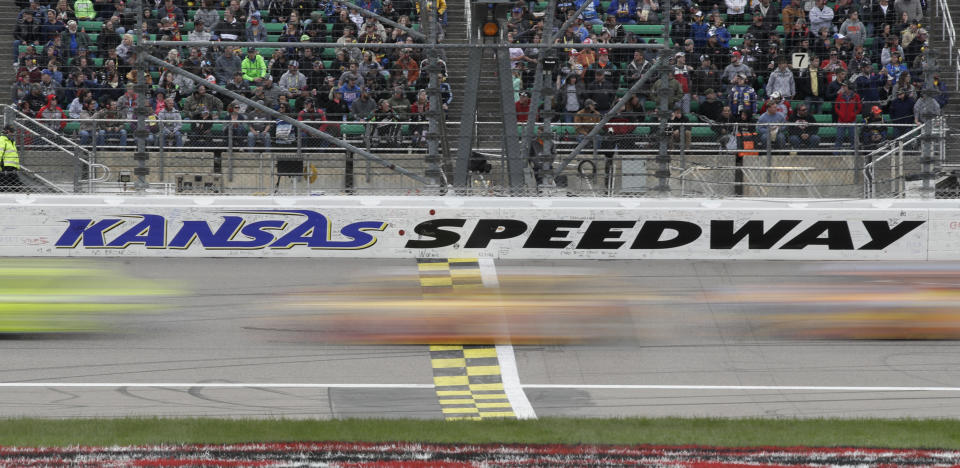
[1,418,960,448]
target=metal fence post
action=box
[227,122,234,184]
[921,119,935,199]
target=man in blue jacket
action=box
[607,0,637,24]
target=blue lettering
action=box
[340,221,389,249]
[56,210,386,250]
[169,216,245,249]
[106,215,167,248]
[55,218,124,248]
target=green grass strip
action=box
[2,417,960,448]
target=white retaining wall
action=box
[0,195,955,260]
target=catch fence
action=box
[2,108,943,198]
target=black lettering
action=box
[576,221,636,249]
[464,219,528,248]
[710,220,802,249]
[780,221,854,250]
[404,219,466,248]
[631,221,702,249]
[859,220,925,250]
[523,220,584,249]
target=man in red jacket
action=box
[833,81,861,149]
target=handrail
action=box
[11,121,111,183]
[3,105,91,157]
[17,165,69,194]
[940,0,956,67]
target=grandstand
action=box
[0,0,954,197]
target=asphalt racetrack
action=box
[3,258,960,419]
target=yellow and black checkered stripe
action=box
[417,258,516,420]
[429,344,515,419]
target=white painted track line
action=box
[522,384,960,391]
[478,257,538,420]
[0,383,434,388]
[4,383,960,392]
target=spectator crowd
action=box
[11,0,450,149]
[509,0,948,151]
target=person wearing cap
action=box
[187,20,211,55]
[0,126,22,192]
[834,80,861,149]
[60,19,90,59]
[817,48,847,83]
[721,51,752,86]
[214,46,241,86]
[690,10,710,48]
[14,13,42,65]
[861,105,887,149]
[880,35,905,66]
[903,27,926,65]
[728,73,757,119]
[889,85,914,135]
[697,88,723,120]
[692,55,721,102]
[194,0,218,33]
[241,47,268,85]
[245,15,267,42]
[183,84,223,116]
[574,98,601,147]
[808,0,833,36]
[852,62,882,111]
[278,60,308,98]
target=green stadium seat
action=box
[211,123,224,134]
[181,122,192,132]
[184,21,193,30]
[267,35,280,42]
[812,114,833,123]
[729,38,744,48]
[728,24,749,35]
[633,126,651,135]
[88,33,98,42]
[817,126,837,139]
[265,23,284,33]
[63,121,79,135]
[93,58,103,67]
[622,24,664,35]
[323,60,332,68]
[78,21,101,32]
[691,126,715,139]
[341,124,365,135]
[820,102,833,113]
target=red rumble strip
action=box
[1,442,959,467]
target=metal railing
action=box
[6,114,942,198]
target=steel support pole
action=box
[520,0,557,174]
[422,0,445,187]
[653,0,671,196]
[142,56,435,185]
[453,46,483,188]
[132,0,149,192]
[552,57,664,178]
[497,33,525,190]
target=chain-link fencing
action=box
[2,107,943,198]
